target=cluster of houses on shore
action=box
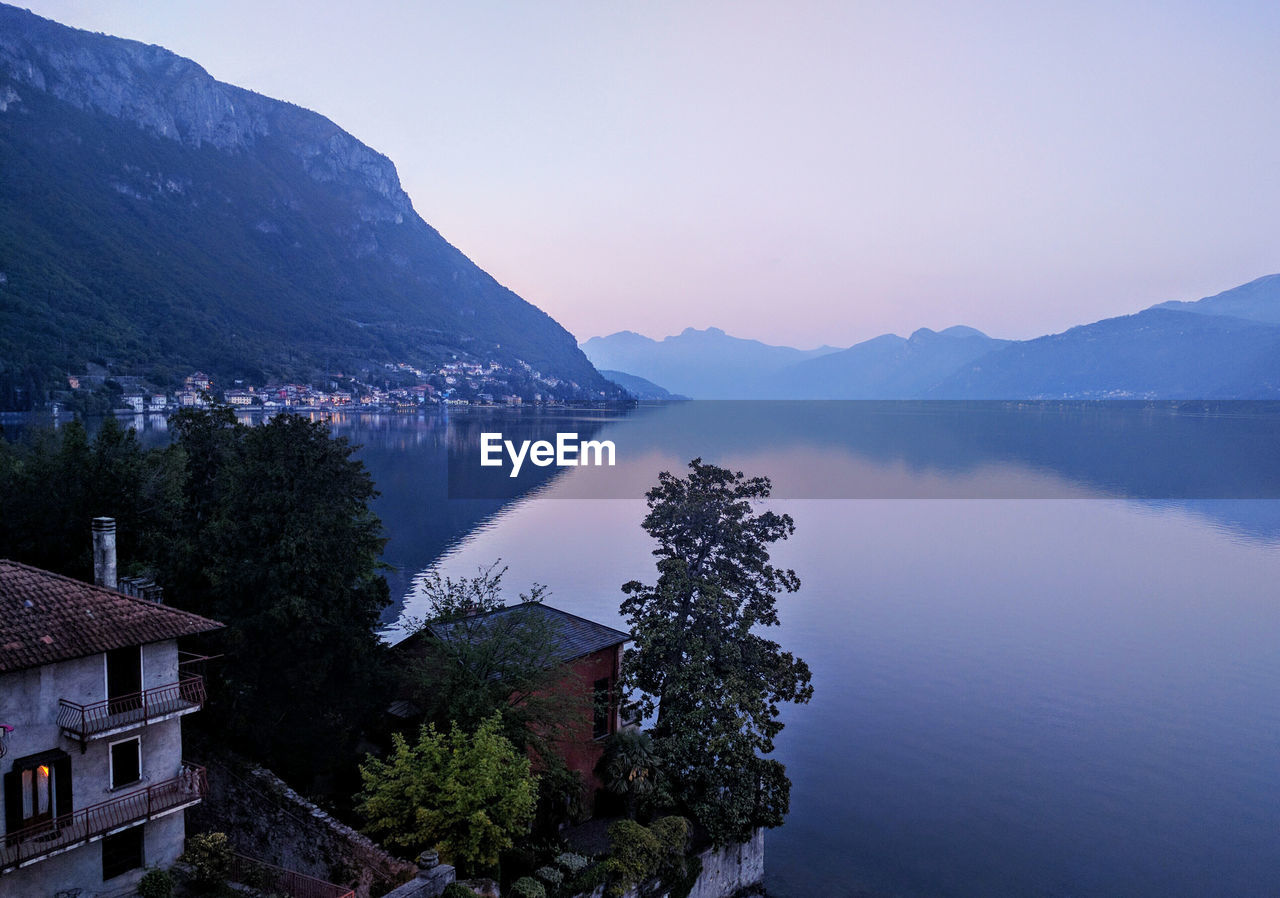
[100,358,585,415]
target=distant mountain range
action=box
[583,275,1280,399]
[0,4,619,408]
[581,327,838,399]
[596,370,688,401]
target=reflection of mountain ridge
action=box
[570,402,1280,541]
[333,408,625,622]
[590,401,1280,498]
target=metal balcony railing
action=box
[57,677,206,744]
[228,853,355,898]
[1,763,207,873]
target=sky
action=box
[17,1,1280,348]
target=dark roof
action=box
[400,602,629,665]
[0,559,224,673]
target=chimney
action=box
[91,517,117,590]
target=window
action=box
[4,750,71,839]
[101,824,144,880]
[593,677,612,740]
[109,738,141,790]
[20,764,52,825]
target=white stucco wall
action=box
[1,640,192,896]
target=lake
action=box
[89,402,1280,896]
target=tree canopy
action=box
[357,713,537,874]
[620,458,813,844]
[165,408,392,783]
[0,408,392,787]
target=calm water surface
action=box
[348,402,1280,898]
[84,403,1280,897]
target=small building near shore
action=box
[391,603,629,801]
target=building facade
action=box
[0,520,222,896]
[392,603,629,799]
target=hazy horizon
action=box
[17,1,1280,348]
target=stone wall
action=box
[686,829,764,898]
[577,829,765,898]
[188,756,415,898]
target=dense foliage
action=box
[598,816,694,898]
[621,459,813,844]
[596,729,663,819]
[357,713,537,874]
[181,831,232,892]
[0,408,392,786]
[0,416,183,579]
[165,407,392,783]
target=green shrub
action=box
[555,852,589,875]
[137,866,175,898]
[510,876,547,898]
[566,861,609,896]
[442,883,477,898]
[649,817,689,859]
[534,865,564,889]
[182,832,232,889]
[604,819,661,898]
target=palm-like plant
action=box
[598,729,660,818]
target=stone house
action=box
[0,519,222,896]
[392,603,629,799]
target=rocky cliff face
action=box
[0,5,411,224]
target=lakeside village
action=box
[57,358,600,418]
[0,413,803,898]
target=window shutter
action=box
[3,770,21,839]
[53,755,72,820]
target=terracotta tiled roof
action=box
[0,559,223,673]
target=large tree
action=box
[166,408,392,785]
[620,459,813,844]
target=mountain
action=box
[1150,273,1280,325]
[0,4,618,408]
[580,327,837,398]
[933,307,1280,398]
[598,370,688,400]
[582,324,1002,399]
[589,276,1280,400]
[765,325,1009,398]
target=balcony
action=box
[57,676,206,747]
[1,763,207,873]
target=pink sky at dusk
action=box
[18,1,1280,348]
